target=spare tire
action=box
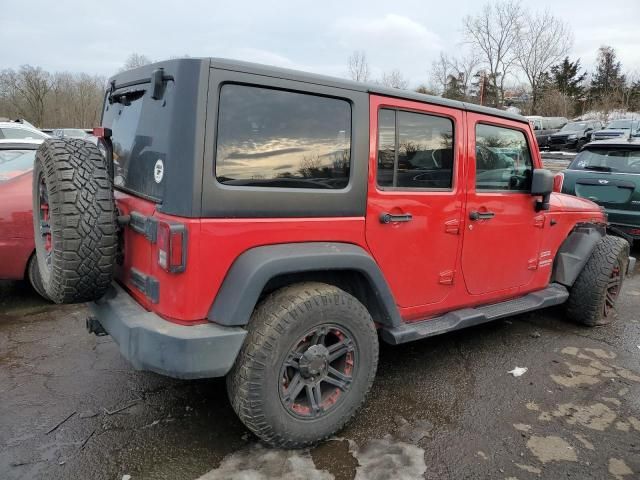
[32,139,117,304]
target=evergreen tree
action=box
[550,57,587,98]
[590,46,626,100]
[471,71,499,107]
[442,74,466,100]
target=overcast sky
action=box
[2,0,639,86]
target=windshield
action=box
[0,128,47,140]
[569,148,640,174]
[561,122,587,132]
[0,149,36,181]
[606,120,633,130]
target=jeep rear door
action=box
[461,113,544,295]
[365,95,465,308]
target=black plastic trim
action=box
[382,283,569,345]
[552,223,606,287]
[90,283,246,379]
[130,268,160,303]
[207,242,401,327]
[128,211,158,243]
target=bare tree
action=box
[381,70,409,89]
[449,52,481,98]
[430,52,453,95]
[347,51,370,82]
[463,0,523,106]
[516,10,572,113]
[0,66,53,126]
[121,53,153,71]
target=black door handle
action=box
[380,213,413,224]
[469,210,495,221]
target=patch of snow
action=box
[508,367,528,377]
[195,444,332,480]
[349,434,427,480]
[122,475,131,480]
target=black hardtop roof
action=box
[208,58,527,123]
[111,57,528,124]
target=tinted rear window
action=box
[109,93,164,201]
[215,84,351,189]
[570,149,640,174]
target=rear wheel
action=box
[32,139,117,304]
[566,235,629,326]
[227,282,379,448]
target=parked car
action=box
[558,137,640,244]
[52,128,90,139]
[526,115,568,150]
[0,120,49,141]
[32,58,635,448]
[591,119,639,142]
[0,139,48,298]
[548,120,602,151]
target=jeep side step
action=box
[381,283,569,345]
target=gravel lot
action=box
[1,246,639,480]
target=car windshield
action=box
[560,122,587,132]
[0,149,36,181]
[606,120,633,130]
[569,148,640,174]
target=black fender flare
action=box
[207,242,401,327]
[552,223,606,287]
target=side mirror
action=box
[531,169,554,211]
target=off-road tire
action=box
[27,254,49,301]
[227,282,379,448]
[566,235,629,326]
[32,139,117,304]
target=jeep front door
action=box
[365,96,465,308]
[461,114,543,295]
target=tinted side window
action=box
[216,84,351,189]
[475,124,532,192]
[376,108,454,189]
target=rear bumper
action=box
[89,283,246,379]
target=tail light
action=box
[553,172,564,193]
[157,221,187,273]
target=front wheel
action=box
[227,282,379,448]
[566,235,630,326]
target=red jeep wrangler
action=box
[32,58,635,448]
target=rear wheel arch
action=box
[208,243,401,328]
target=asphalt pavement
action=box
[1,248,639,480]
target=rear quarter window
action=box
[215,84,351,189]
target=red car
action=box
[0,139,48,298]
[32,59,635,448]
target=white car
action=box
[0,121,49,142]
